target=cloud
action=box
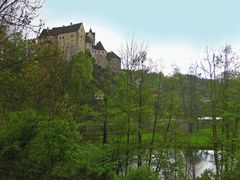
[86,23,124,54]
[40,20,206,75]
[88,25,201,74]
[148,44,198,74]
[84,25,203,74]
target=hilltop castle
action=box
[39,23,121,71]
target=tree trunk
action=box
[137,80,142,168]
[125,71,132,176]
[148,74,161,166]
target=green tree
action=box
[127,166,158,180]
[33,44,66,118]
[0,110,81,179]
[120,39,148,174]
[67,52,94,121]
[0,30,40,115]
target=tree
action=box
[0,30,40,115]
[216,45,240,177]
[200,47,225,177]
[148,71,163,167]
[0,110,81,179]
[120,38,148,174]
[163,67,181,144]
[0,0,43,31]
[33,44,67,118]
[188,63,201,132]
[132,51,152,167]
[127,166,158,180]
[67,52,94,121]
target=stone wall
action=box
[108,57,121,72]
[77,25,85,53]
[56,26,85,61]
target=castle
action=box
[39,22,121,71]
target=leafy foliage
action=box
[127,166,158,180]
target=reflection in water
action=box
[150,150,216,179]
[131,150,216,179]
[186,150,215,178]
[194,150,215,177]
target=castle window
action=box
[71,34,73,38]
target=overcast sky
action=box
[39,0,240,74]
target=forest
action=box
[1,1,240,180]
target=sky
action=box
[38,0,240,74]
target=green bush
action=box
[0,109,119,179]
[127,166,158,180]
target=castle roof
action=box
[89,28,95,35]
[86,29,95,37]
[93,41,106,51]
[39,23,83,37]
[107,51,121,59]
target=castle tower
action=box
[89,28,96,45]
[85,28,96,52]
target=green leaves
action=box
[127,166,159,180]
[68,52,93,94]
[0,109,81,179]
[0,109,119,179]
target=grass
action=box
[139,128,214,149]
[190,128,212,149]
[82,125,219,150]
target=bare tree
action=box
[0,0,44,72]
[188,63,200,132]
[120,37,148,174]
[200,45,240,177]
[200,47,222,177]
[0,0,43,32]
[217,45,239,175]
